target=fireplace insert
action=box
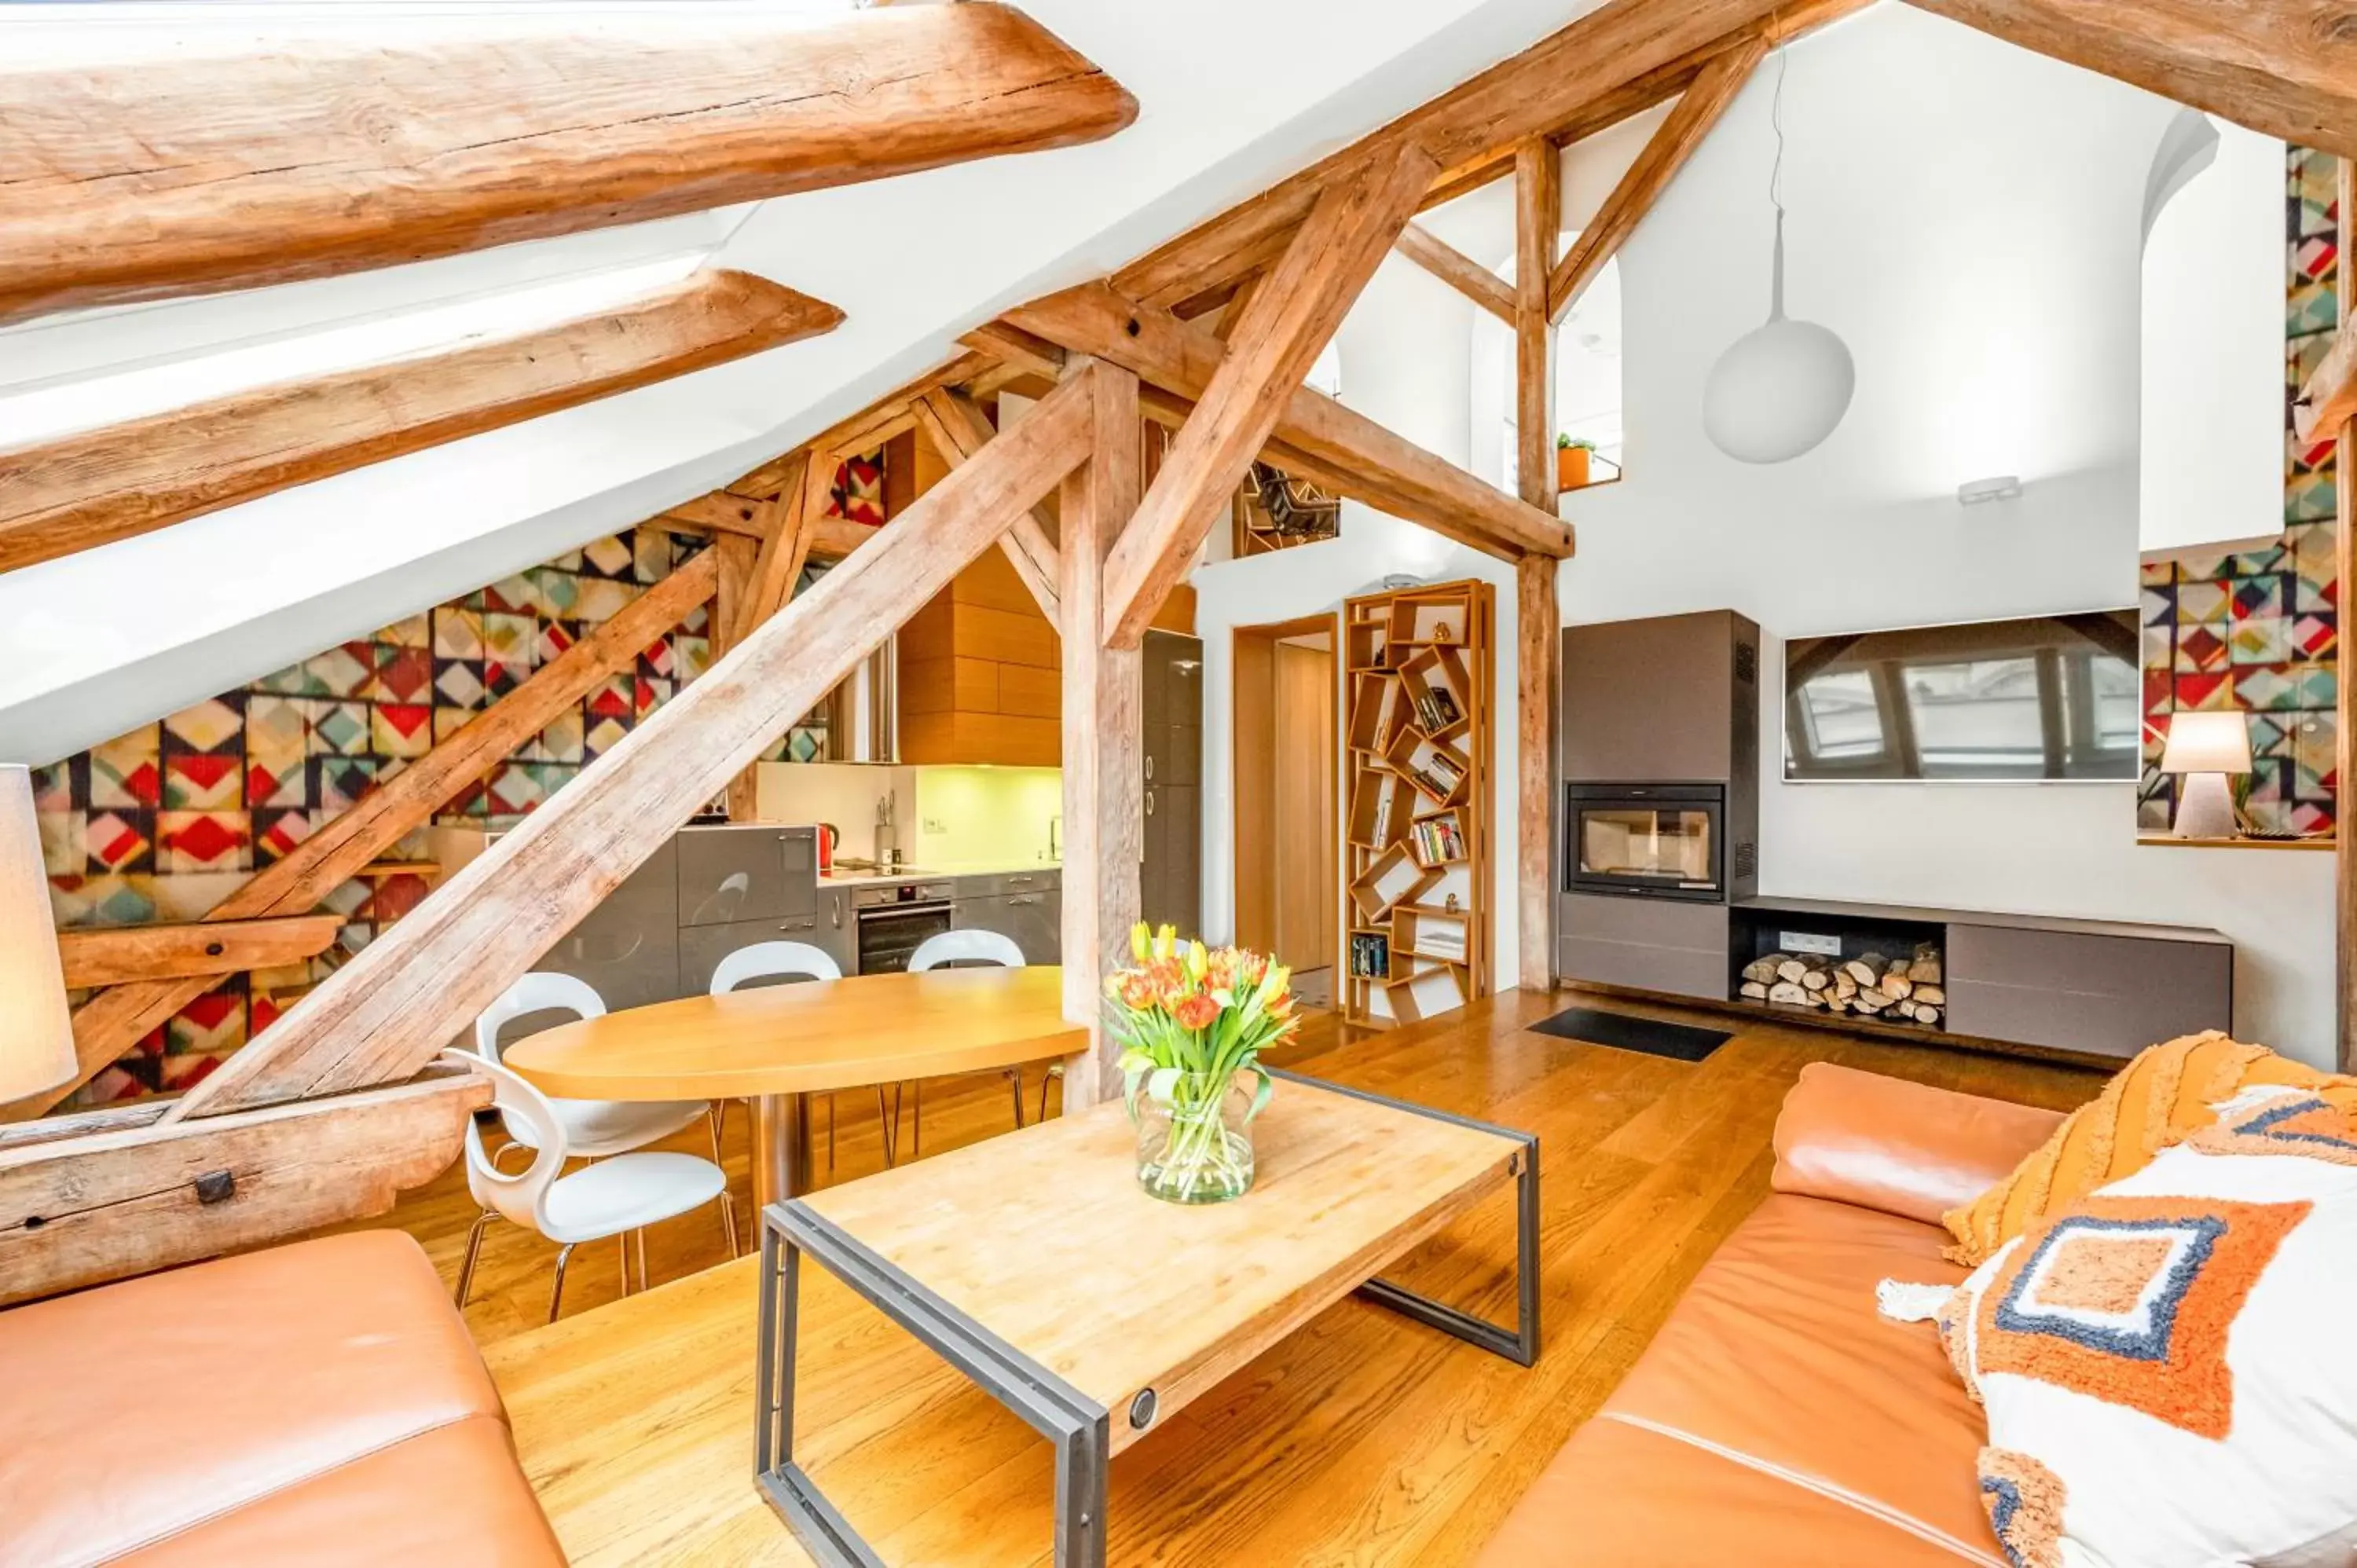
[1563,782,1725,903]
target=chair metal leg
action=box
[635,1228,650,1294]
[548,1244,577,1324]
[1006,1068,1027,1129]
[875,1086,898,1167]
[455,1210,493,1306]
[708,1104,741,1257]
[911,1081,921,1158]
[826,1094,837,1173]
[619,1234,632,1295]
[1039,1062,1062,1123]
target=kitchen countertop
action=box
[818,859,1061,890]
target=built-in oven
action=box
[852,881,954,973]
[1563,782,1725,903]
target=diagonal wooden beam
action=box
[911,389,1065,632]
[1907,0,2357,162]
[0,5,1135,323]
[1008,284,1572,561]
[1110,0,1861,311]
[9,553,719,1119]
[164,368,1102,1120]
[1548,42,1763,323]
[0,270,838,577]
[1395,224,1516,322]
[735,456,827,645]
[1101,145,1443,647]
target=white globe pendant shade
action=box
[1704,211,1853,464]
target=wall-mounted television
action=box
[1783,610,2140,782]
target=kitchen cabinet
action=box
[815,884,856,977]
[954,888,1060,965]
[898,552,1061,766]
[676,824,818,930]
[680,914,835,995]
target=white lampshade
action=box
[2159,711,2253,775]
[0,765,75,1102]
[1703,208,1855,465]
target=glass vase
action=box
[1135,1071,1256,1204]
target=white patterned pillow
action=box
[1934,1087,2357,1568]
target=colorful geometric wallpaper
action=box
[35,451,887,1105]
[2138,146,2341,837]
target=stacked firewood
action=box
[1738,944,1945,1028]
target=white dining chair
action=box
[907,929,1032,1144]
[473,972,737,1256]
[708,941,893,1171]
[445,1050,729,1323]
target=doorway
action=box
[1233,614,1339,1007]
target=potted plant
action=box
[1107,923,1299,1204]
[1556,434,1596,490]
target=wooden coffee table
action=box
[754,1067,1538,1566]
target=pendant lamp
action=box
[1703,48,1853,465]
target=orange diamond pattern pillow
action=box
[1941,1031,2357,1267]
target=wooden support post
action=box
[1546,42,1764,322]
[0,1072,486,1307]
[1099,142,1444,646]
[164,371,1098,1119]
[0,4,1136,322]
[1516,556,1561,994]
[910,389,1066,632]
[1514,137,1560,515]
[712,532,764,821]
[1058,360,1146,1109]
[10,554,718,1119]
[0,271,839,576]
[2338,156,2355,1075]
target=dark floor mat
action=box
[1528,1006,1730,1063]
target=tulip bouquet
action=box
[1105,922,1299,1203]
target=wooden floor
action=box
[367,987,2103,1565]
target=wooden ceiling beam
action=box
[1007,284,1573,562]
[1908,0,2357,161]
[0,4,1135,323]
[1103,144,1442,647]
[911,390,1065,633]
[660,492,772,540]
[0,270,838,577]
[56,915,345,990]
[1548,42,1765,323]
[734,458,828,647]
[9,553,720,1119]
[1394,225,1516,322]
[0,1072,485,1307]
[1109,0,1864,310]
[1514,138,1560,516]
[162,368,1102,1120]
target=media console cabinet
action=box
[1558,889,2232,1062]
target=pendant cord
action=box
[1767,25,1791,321]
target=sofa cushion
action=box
[0,1231,508,1568]
[1942,1031,2357,1266]
[1772,1061,2063,1225]
[113,1416,563,1567]
[1474,1414,1985,1566]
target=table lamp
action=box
[0,764,75,1104]
[2159,712,2253,840]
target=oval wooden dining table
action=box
[500,966,1086,1209]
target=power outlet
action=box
[923,817,947,834]
[1782,931,1842,957]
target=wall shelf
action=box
[1342,580,1492,1026]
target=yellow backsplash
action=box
[913,766,1062,866]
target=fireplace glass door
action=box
[1564,784,1724,901]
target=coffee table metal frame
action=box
[753,1068,1541,1568]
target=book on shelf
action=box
[1347,931,1391,979]
[1412,685,1462,731]
[1411,815,1464,862]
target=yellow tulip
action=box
[1186,940,1208,982]
[1130,922,1151,962]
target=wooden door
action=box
[1272,642,1336,972]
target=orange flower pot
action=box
[1556,445,1591,490]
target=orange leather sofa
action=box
[0,1231,564,1568]
[1479,1063,2064,1566]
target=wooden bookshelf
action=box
[1342,580,1494,1025]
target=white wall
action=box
[1193,2,2334,1063]
[2139,113,2287,557]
